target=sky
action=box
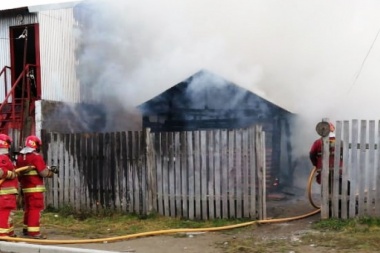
[4,0,380,151]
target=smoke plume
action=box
[74,0,380,157]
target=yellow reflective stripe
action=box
[27,227,40,232]
[23,170,38,176]
[0,188,18,195]
[0,228,10,233]
[22,186,46,193]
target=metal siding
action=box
[38,8,80,103]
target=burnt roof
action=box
[138,70,292,119]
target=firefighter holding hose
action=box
[0,134,18,237]
[16,135,58,239]
[309,122,340,184]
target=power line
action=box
[347,27,380,94]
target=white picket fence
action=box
[321,120,380,219]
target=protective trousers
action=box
[23,192,44,236]
[0,194,16,236]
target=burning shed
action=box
[138,70,296,191]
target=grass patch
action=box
[12,205,253,239]
[220,217,380,253]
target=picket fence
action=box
[321,120,380,219]
[41,126,267,220]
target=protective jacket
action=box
[0,154,18,236]
[309,136,343,184]
[16,150,51,237]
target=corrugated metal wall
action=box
[38,8,80,103]
[0,7,82,103]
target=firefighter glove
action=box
[5,170,17,179]
[48,166,59,174]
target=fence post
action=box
[321,118,330,219]
[145,128,156,214]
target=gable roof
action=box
[138,70,292,119]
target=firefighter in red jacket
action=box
[0,134,18,237]
[16,135,58,239]
[309,122,342,184]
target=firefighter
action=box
[0,134,18,237]
[309,122,341,184]
[16,135,58,239]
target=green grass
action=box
[12,205,253,238]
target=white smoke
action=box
[75,0,380,154]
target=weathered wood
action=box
[187,131,195,220]
[174,132,181,217]
[221,130,228,218]
[43,126,267,220]
[180,132,188,218]
[228,130,235,218]
[358,120,366,215]
[194,131,201,219]
[200,131,207,220]
[214,130,221,219]
[207,130,215,220]
[156,132,164,215]
[367,121,375,216]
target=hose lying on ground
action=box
[0,167,321,245]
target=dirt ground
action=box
[48,192,324,253]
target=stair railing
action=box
[0,64,36,132]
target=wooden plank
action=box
[221,130,228,218]
[134,131,141,214]
[249,127,256,218]
[140,131,147,215]
[207,130,215,220]
[86,135,94,211]
[214,130,221,218]
[121,132,128,212]
[200,131,207,220]
[332,121,342,218]
[349,120,359,218]
[168,132,175,217]
[235,129,242,219]
[162,132,169,216]
[242,129,249,218]
[320,112,331,220]
[155,132,164,215]
[187,132,195,219]
[376,120,380,215]
[70,133,78,210]
[180,132,188,218]
[145,128,156,214]
[256,126,265,219]
[194,131,201,219]
[52,133,59,208]
[57,133,64,206]
[340,121,350,219]
[99,133,106,209]
[358,120,367,215]
[127,131,135,213]
[174,132,181,217]
[63,134,70,204]
[261,131,267,220]
[114,132,121,211]
[228,130,235,218]
[367,121,375,215]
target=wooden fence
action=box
[41,126,267,220]
[321,120,380,219]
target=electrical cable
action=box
[348,26,380,94]
[0,168,321,245]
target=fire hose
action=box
[0,166,35,186]
[0,167,321,245]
